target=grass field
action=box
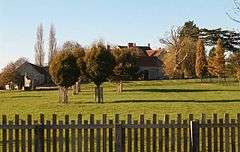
[0,80,240,120]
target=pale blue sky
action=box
[0,0,239,69]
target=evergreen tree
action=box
[213,39,225,78]
[195,39,208,79]
[180,21,200,41]
[207,47,216,77]
[200,28,240,52]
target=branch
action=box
[173,52,189,72]
[226,12,240,23]
[227,0,240,23]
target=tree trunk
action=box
[218,76,221,83]
[58,87,62,103]
[73,84,76,95]
[59,86,68,103]
[73,81,80,95]
[97,85,101,103]
[73,82,81,95]
[95,85,103,103]
[76,82,81,94]
[62,87,68,103]
[117,81,123,93]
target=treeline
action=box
[161,21,240,80]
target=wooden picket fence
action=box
[0,113,240,152]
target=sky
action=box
[0,0,240,70]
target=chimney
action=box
[128,43,134,48]
[107,45,110,50]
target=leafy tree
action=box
[162,51,177,78]
[62,41,86,94]
[62,41,81,51]
[0,57,28,89]
[213,39,225,79]
[49,51,80,103]
[200,28,240,52]
[0,62,16,89]
[179,37,197,78]
[178,21,240,53]
[160,28,183,78]
[160,25,197,78]
[34,24,45,66]
[111,47,139,93]
[207,47,216,77]
[236,67,240,81]
[180,21,200,41]
[85,41,115,103]
[227,52,240,78]
[48,24,57,64]
[195,39,208,79]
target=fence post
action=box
[190,120,199,152]
[34,124,39,152]
[40,114,44,152]
[34,124,44,152]
[34,115,44,152]
[115,123,123,152]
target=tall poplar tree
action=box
[207,47,216,76]
[195,39,208,79]
[34,24,45,66]
[213,38,225,78]
[48,24,57,64]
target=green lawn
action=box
[0,80,240,120]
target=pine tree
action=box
[34,24,45,66]
[195,39,208,79]
[48,24,57,65]
[213,38,225,78]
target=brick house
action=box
[117,43,164,80]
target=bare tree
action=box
[48,24,57,64]
[227,0,240,23]
[160,28,189,77]
[34,24,45,66]
[160,27,197,78]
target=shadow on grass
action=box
[10,95,42,99]
[74,99,240,104]
[124,89,240,93]
[112,99,240,103]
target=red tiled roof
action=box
[138,56,163,67]
[146,49,163,57]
